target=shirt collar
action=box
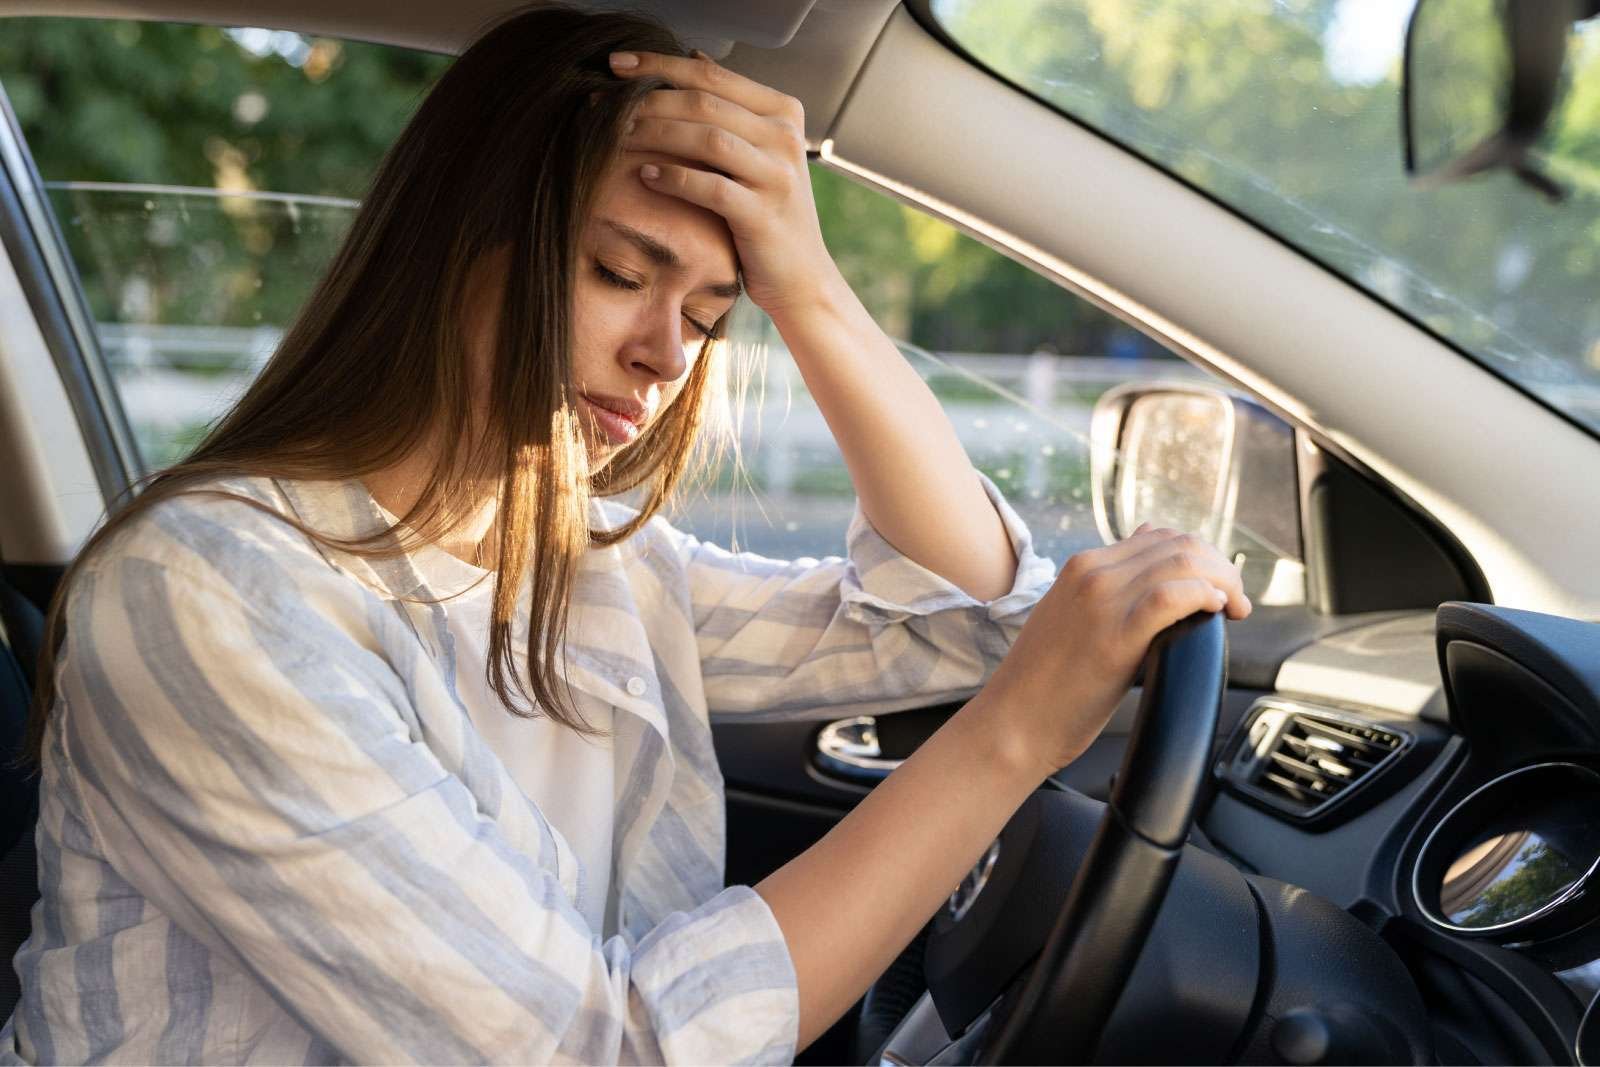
[271,474,670,735]
[272,476,432,602]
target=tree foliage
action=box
[936,0,1600,421]
[0,15,1143,361]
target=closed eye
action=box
[595,260,716,339]
[683,312,716,340]
[594,261,643,292]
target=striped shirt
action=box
[1,473,1053,1064]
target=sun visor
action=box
[585,0,818,55]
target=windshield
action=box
[930,0,1600,437]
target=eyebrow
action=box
[600,219,742,299]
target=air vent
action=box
[1221,700,1411,823]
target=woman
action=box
[2,5,1249,1064]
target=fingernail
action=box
[640,163,660,180]
[609,52,639,70]
[690,48,708,60]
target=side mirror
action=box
[1089,383,1303,602]
[1402,0,1598,198]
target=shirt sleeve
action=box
[675,473,1057,720]
[53,531,798,1066]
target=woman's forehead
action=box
[590,151,739,280]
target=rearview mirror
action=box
[1402,0,1597,198]
[1089,383,1303,602]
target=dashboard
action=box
[728,600,1600,1063]
[1198,603,1600,1064]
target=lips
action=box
[580,393,647,446]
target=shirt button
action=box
[625,676,647,697]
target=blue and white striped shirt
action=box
[2,473,1052,1064]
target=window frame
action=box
[0,82,140,499]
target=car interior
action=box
[3,0,1600,1063]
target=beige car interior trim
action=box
[1273,613,1447,720]
[0,242,105,562]
[821,8,1600,620]
[0,0,813,54]
[0,0,899,146]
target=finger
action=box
[1126,578,1229,638]
[611,50,800,123]
[634,89,792,152]
[625,116,782,189]
[1113,533,1250,619]
[1057,525,1186,598]
[1099,524,1186,563]
[1065,526,1184,584]
[638,161,759,221]
[1140,547,1250,619]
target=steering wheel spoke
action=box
[911,612,1229,1065]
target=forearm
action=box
[754,691,1048,1050]
[768,271,1017,600]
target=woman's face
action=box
[569,150,740,461]
[464,150,742,469]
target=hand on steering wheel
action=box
[972,524,1249,780]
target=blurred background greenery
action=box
[0,17,1146,357]
[937,0,1600,416]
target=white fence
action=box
[97,322,1206,498]
[97,321,1600,561]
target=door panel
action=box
[716,684,1267,887]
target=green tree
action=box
[0,16,1138,362]
[933,0,1600,415]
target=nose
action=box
[620,301,690,384]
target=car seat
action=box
[0,574,42,1021]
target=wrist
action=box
[761,261,854,333]
[955,684,1073,784]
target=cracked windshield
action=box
[2,17,1275,575]
[933,0,1600,436]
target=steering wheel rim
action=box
[979,609,1228,1064]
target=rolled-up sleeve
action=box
[678,474,1056,719]
[54,544,798,1065]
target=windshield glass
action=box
[930,0,1600,437]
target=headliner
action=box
[0,0,904,143]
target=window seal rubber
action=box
[0,82,141,501]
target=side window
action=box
[694,166,1301,594]
[0,19,449,467]
[0,20,1302,596]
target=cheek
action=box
[570,278,628,379]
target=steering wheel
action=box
[977,609,1227,1062]
[934,609,1227,1064]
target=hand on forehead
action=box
[607,48,819,318]
[594,145,740,281]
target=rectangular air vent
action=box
[1221,700,1411,823]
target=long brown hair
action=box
[25,3,735,763]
